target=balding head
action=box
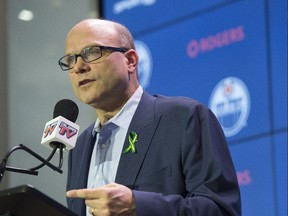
[67,19,135,51]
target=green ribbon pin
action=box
[123,131,138,154]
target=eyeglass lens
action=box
[60,46,102,70]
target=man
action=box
[59,19,241,216]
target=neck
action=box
[95,85,139,125]
[96,108,121,125]
[95,94,130,125]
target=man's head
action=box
[61,19,139,112]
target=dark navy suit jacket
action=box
[66,92,241,216]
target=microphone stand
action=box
[0,143,64,184]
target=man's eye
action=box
[66,55,75,64]
[88,47,101,56]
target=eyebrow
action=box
[65,44,103,56]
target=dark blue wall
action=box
[102,0,287,215]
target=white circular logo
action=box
[135,40,152,89]
[209,77,250,137]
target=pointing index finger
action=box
[66,188,103,199]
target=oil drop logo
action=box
[209,77,250,137]
[135,40,153,89]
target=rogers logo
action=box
[186,25,245,58]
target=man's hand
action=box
[66,183,136,216]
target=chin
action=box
[78,96,98,107]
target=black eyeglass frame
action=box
[58,45,129,71]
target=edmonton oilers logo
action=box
[209,77,250,137]
[135,40,152,89]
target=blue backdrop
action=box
[101,0,287,215]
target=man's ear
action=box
[125,49,138,74]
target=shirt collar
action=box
[92,86,143,135]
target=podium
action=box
[0,185,77,216]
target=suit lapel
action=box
[115,92,161,189]
[75,124,95,189]
[69,124,95,214]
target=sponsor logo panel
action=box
[135,40,153,89]
[186,25,245,58]
[113,0,156,14]
[209,77,250,137]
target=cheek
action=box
[68,73,77,86]
[106,62,129,81]
[68,73,79,94]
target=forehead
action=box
[65,21,118,53]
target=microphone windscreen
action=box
[53,99,79,123]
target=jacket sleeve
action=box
[132,103,241,216]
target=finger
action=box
[89,207,95,216]
[66,184,119,199]
[105,183,118,188]
[85,198,101,207]
[66,188,103,199]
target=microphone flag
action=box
[41,116,80,150]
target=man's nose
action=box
[74,57,91,74]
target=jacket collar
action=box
[115,92,161,189]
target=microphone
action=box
[41,99,80,151]
[0,99,80,183]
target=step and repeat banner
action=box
[101,0,287,215]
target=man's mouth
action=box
[79,79,95,86]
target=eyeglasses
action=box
[58,45,129,71]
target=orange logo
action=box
[43,121,57,138]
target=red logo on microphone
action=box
[43,121,58,138]
[59,122,78,139]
